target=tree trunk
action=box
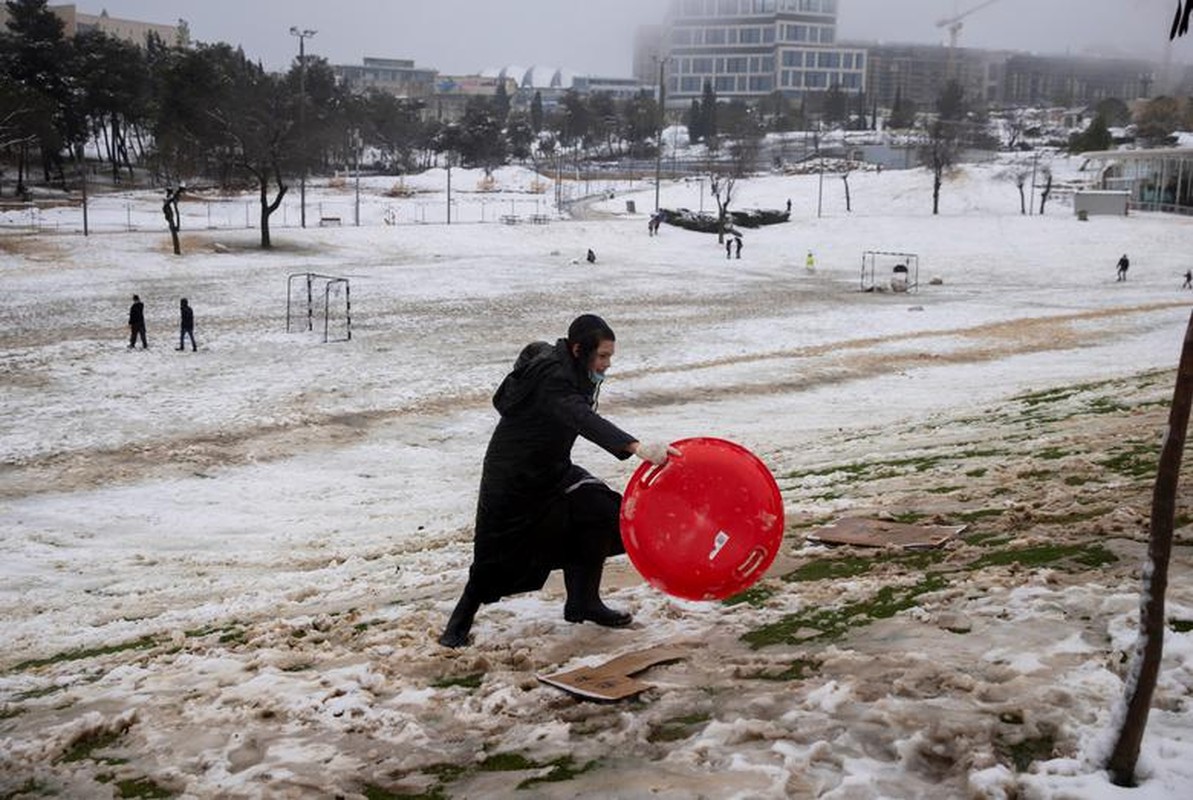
[1106,309,1193,786]
[932,168,942,215]
[256,163,287,250]
[842,173,852,212]
[162,189,181,255]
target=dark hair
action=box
[566,314,615,363]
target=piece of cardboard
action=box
[536,645,687,701]
[805,517,966,550]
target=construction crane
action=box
[935,0,1001,50]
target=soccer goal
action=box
[287,272,352,343]
[860,251,919,294]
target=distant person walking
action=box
[805,250,816,272]
[128,294,147,349]
[177,298,196,352]
[734,236,742,259]
[1116,253,1130,282]
[586,248,597,264]
[1183,270,1192,289]
[725,239,732,260]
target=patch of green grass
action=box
[1087,397,1130,415]
[742,574,949,649]
[218,628,247,645]
[1033,508,1113,526]
[1034,447,1069,461]
[890,511,928,524]
[115,777,172,799]
[1,779,43,799]
[953,508,1006,524]
[969,543,1118,571]
[517,757,598,790]
[964,531,1014,547]
[432,673,484,690]
[363,782,434,800]
[648,713,711,743]
[1100,444,1158,479]
[59,727,125,764]
[12,635,159,672]
[999,733,1056,773]
[965,468,988,478]
[783,556,872,583]
[1063,475,1089,486]
[280,663,312,673]
[1017,469,1054,479]
[723,585,776,607]
[926,485,963,494]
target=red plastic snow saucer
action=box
[620,437,784,601]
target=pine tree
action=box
[530,90,543,133]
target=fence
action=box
[0,176,639,236]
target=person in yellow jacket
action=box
[805,250,815,272]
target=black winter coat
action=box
[469,338,636,601]
[129,301,145,329]
[181,305,194,331]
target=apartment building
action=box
[0,4,189,48]
[655,0,867,107]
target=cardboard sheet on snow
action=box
[806,517,966,549]
[537,645,687,701]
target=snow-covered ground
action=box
[3,157,1193,798]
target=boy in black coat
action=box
[128,294,147,349]
[177,298,196,352]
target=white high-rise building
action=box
[656,0,866,106]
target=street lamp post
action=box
[289,26,316,229]
[654,56,667,213]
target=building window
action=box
[749,75,774,92]
[740,27,761,44]
[681,76,702,92]
[782,51,802,67]
[805,71,828,88]
[716,75,735,92]
[718,0,738,13]
[817,52,840,69]
[726,57,749,73]
[705,27,726,44]
[784,24,807,42]
[672,28,693,45]
[763,26,775,43]
[841,73,861,89]
[692,57,714,72]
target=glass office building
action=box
[663,0,866,105]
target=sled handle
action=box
[735,546,768,578]
[636,453,679,488]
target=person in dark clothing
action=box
[1183,270,1192,289]
[438,314,678,648]
[1117,254,1129,281]
[725,239,732,259]
[586,248,597,264]
[128,294,147,349]
[734,236,742,259]
[177,298,196,352]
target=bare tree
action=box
[708,170,736,245]
[999,163,1031,214]
[1106,310,1193,785]
[920,119,960,215]
[841,169,853,213]
[1037,166,1053,215]
[162,185,182,255]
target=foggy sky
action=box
[79,0,1192,76]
